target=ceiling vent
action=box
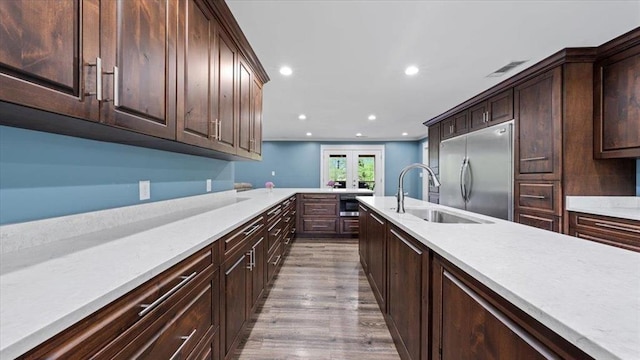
[487,60,527,77]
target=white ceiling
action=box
[227,0,640,141]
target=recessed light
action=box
[368,115,376,121]
[405,66,419,76]
[279,66,293,76]
[402,132,408,136]
[298,114,307,120]
[306,132,312,136]
[356,133,362,137]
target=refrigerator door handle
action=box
[463,159,472,202]
[459,157,467,202]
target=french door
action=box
[320,145,384,196]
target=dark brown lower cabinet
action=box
[221,250,249,358]
[569,212,640,252]
[366,211,386,310]
[432,256,593,360]
[386,226,429,360]
[358,205,369,271]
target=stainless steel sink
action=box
[404,208,491,224]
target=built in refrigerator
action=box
[439,121,513,221]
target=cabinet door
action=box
[251,78,263,158]
[514,68,562,179]
[358,205,368,270]
[221,251,248,356]
[237,57,253,157]
[101,0,177,139]
[487,88,514,125]
[0,0,100,121]
[176,0,216,149]
[438,268,553,359]
[469,102,488,131]
[249,236,266,310]
[387,227,428,360]
[594,45,640,158]
[366,212,386,309]
[428,123,441,193]
[213,26,237,153]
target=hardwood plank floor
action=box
[233,239,401,360]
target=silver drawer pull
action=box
[272,228,282,237]
[139,272,197,317]
[519,194,546,199]
[520,156,548,162]
[595,222,640,234]
[243,224,261,236]
[169,328,197,360]
[267,207,282,216]
[284,238,291,245]
[272,255,282,266]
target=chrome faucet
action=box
[396,163,441,213]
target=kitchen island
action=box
[0,189,638,359]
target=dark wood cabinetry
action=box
[20,245,220,360]
[297,193,360,237]
[0,0,268,161]
[0,0,100,122]
[594,28,640,158]
[569,212,640,252]
[427,123,440,203]
[386,226,429,360]
[100,0,177,139]
[440,111,468,140]
[469,89,514,131]
[358,204,369,271]
[432,256,592,360]
[221,248,249,357]
[366,211,386,310]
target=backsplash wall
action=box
[0,126,233,225]
[234,141,422,198]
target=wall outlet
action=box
[139,180,151,200]
[206,179,212,192]
[271,171,276,176]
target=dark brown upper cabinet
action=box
[100,0,177,139]
[594,28,640,159]
[441,110,469,140]
[0,0,100,121]
[469,89,514,131]
[514,68,562,179]
[215,26,239,154]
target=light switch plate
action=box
[139,180,151,200]
[206,179,212,192]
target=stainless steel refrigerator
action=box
[439,121,513,220]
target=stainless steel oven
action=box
[339,193,371,217]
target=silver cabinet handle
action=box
[370,213,384,225]
[225,254,246,276]
[272,228,282,237]
[272,255,282,266]
[169,328,197,360]
[138,271,197,317]
[390,229,422,255]
[242,224,261,236]
[210,119,218,140]
[217,119,221,141]
[267,206,282,216]
[519,194,546,199]
[84,57,102,101]
[284,237,291,245]
[595,222,640,234]
[520,156,548,162]
[246,249,254,271]
[113,66,119,106]
[267,218,282,232]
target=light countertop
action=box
[358,196,639,360]
[1,189,637,359]
[566,196,640,221]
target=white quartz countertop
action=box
[1,189,637,359]
[566,196,640,221]
[358,196,640,360]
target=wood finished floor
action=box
[232,239,401,360]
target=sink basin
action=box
[404,208,491,224]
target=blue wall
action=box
[0,126,233,225]
[235,141,422,198]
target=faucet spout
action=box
[396,163,441,213]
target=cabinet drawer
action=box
[19,248,215,359]
[302,202,338,216]
[340,218,359,234]
[111,271,214,359]
[267,217,284,255]
[301,193,338,201]
[266,203,283,225]
[570,212,640,252]
[516,181,560,215]
[302,218,339,233]
[516,211,561,233]
[223,216,264,258]
[267,242,283,282]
